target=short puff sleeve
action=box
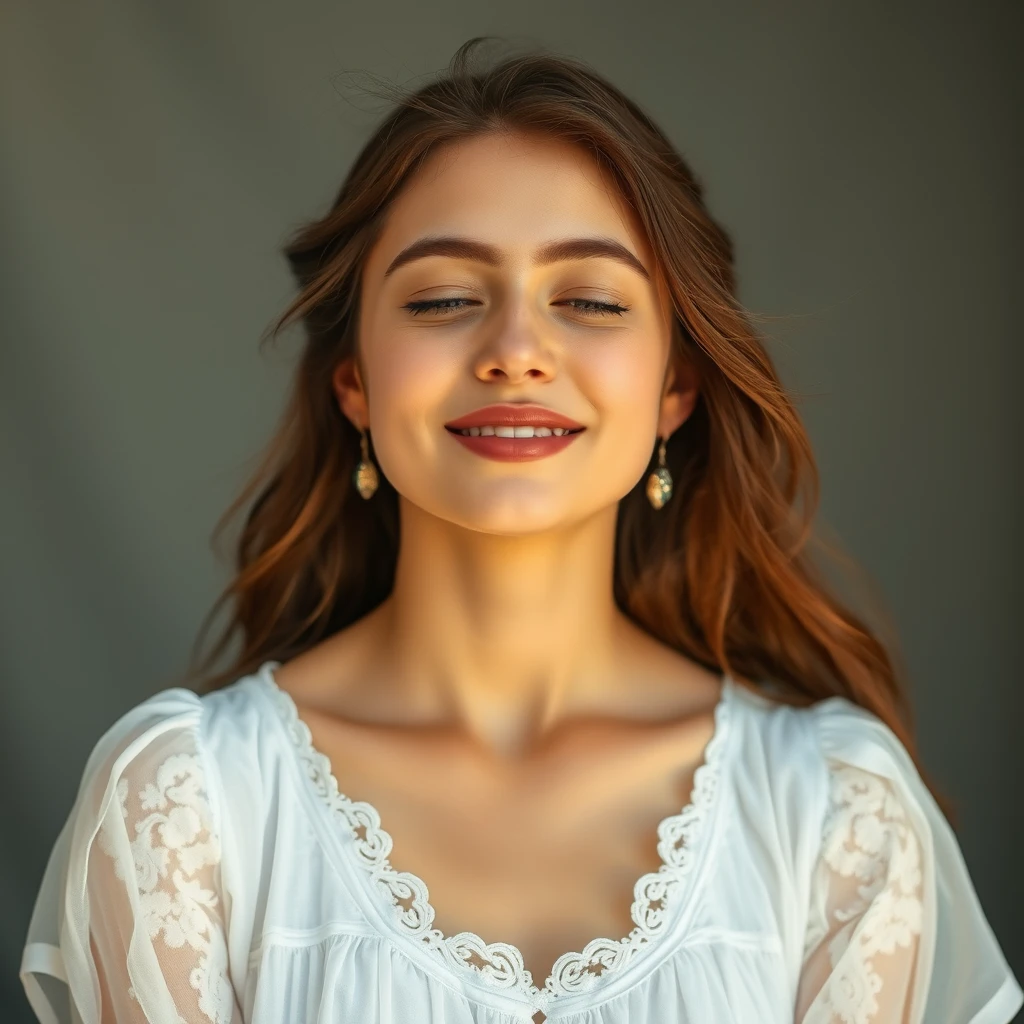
[20,688,242,1024]
[795,698,1021,1024]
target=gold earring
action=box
[353,426,379,499]
[646,435,673,510]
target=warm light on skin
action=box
[288,131,724,984]
[340,130,696,533]
[329,130,704,755]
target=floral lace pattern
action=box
[97,746,235,1023]
[256,660,732,1010]
[800,762,924,1024]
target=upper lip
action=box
[444,403,585,431]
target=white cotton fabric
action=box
[21,660,1023,1024]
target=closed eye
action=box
[402,297,631,318]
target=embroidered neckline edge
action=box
[252,658,734,1013]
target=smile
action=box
[444,425,586,462]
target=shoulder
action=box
[726,679,919,807]
[42,664,287,938]
[70,684,211,824]
[722,681,930,903]
[65,664,281,841]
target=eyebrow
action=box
[382,235,651,282]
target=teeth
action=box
[455,425,576,438]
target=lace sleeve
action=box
[20,693,243,1024]
[88,730,241,1023]
[795,761,924,1024]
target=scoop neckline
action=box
[251,658,736,1016]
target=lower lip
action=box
[445,428,585,461]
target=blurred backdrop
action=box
[1,1,1020,1019]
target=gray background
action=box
[2,1,1020,1019]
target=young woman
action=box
[20,37,1021,1024]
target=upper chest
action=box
[284,699,720,989]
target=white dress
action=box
[20,660,1022,1024]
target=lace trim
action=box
[256,659,732,1009]
[97,748,235,1024]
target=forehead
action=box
[367,130,653,271]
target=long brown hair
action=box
[185,37,940,804]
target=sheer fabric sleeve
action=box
[20,689,242,1024]
[795,699,1022,1024]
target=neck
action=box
[372,496,629,755]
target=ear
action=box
[331,355,369,430]
[657,351,700,439]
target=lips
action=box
[444,403,585,431]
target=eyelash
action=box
[402,297,631,318]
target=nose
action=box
[470,301,557,384]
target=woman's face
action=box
[338,129,697,535]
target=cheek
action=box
[574,337,665,423]
[572,338,666,485]
[363,331,462,448]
